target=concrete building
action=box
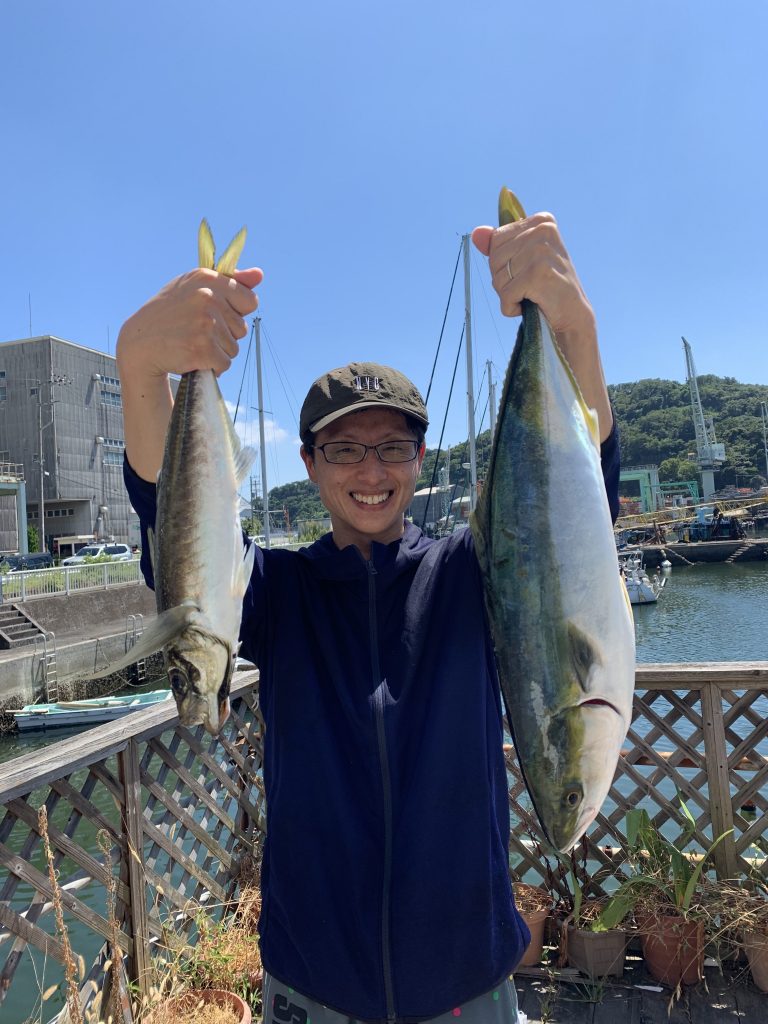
[0,335,136,552]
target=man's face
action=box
[301,407,425,556]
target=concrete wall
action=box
[0,584,160,709]
[17,582,156,635]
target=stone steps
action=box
[0,605,47,648]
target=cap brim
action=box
[310,401,427,434]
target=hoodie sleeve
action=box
[600,413,621,524]
[123,455,159,590]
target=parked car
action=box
[0,552,54,572]
[61,543,133,566]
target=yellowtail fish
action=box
[87,222,256,734]
[471,188,635,852]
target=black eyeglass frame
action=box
[308,440,421,465]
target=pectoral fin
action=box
[80,602,199,681]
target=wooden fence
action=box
[1,663,767,1020]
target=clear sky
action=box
[2,2,766,492]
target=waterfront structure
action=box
[0,335,136,550]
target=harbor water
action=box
[1,561,768,1021]
[632,559,768,663]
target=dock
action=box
[637,537,768,566]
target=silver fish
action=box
[471,188,635,852]
[88,222,256,734]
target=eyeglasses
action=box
[312,440,421,464]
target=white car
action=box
[61,543,134,566]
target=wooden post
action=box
[118,739,152,997]
[700,682,739,879]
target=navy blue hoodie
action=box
[124,426,620,1023]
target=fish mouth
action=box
[579,697,622,716]
[178,692,230,735]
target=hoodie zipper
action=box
[367,558,397,1024]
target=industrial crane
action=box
[682,337,725,498]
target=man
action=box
[118,213,619,1024]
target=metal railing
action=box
[0,559,142,604]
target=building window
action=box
[101,390,123,408]
[0,370,5,401]
[102,438,126,449]
[101,375,121,388]
[30,387,39,397]
[103,451,123,466]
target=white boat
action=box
[619,553,666,605]
[12,689,172,731]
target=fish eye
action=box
[564,788,582,809]
[169,670,188,696]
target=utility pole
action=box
[26,373,72,552]
[487,360,497,440]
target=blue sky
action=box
[2,2,766,491]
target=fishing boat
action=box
[619,553,666,605]
[11,689,172,732]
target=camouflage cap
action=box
[299,362,429,441]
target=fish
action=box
[470,187,635,852]
[85,221,256,734]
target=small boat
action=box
[12,689,172,732]
[619,553,666,606]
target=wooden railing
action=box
[0,673,265,1020]
[508,662,768,896]
[1,663,768,1019]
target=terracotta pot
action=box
[743,930,768,992]
[519,906,550,966]
[513,883,552,967]
[148,989,252,1024]
[565,925,627,979]
[638,913,704,987]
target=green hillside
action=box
[264,375,768,526]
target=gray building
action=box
[0,335,136,552]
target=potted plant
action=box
[614,800,732,988]
[144,886,263,1023]
[709,879,768,992]
[559,864,634,979]
[512,881,553,966]
[144,989,252,1024]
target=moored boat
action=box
[619,553,666,605]
[12,689,172,731]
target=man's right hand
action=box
[117,266,263,379]
[116,265,263,482]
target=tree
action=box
[27,525,40,553]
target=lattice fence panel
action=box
[0,675,264,1020]
[508,673,768,899]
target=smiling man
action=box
[118,212,620,1024]
[298,364,428,556]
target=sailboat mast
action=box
[254,317,271,548]
[462,234,478,511]
[487,359,496,440]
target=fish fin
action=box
[198,219,216,269]
[538,311,601,450]
[147,525,157,582]
[567,621,601,693]
[233,445,257,487]
[498,187,527,226]
[215,226,247,277]
[235,536,257,600]
[80,602,200,680]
